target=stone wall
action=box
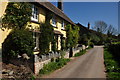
[64,51,69,58]
[34,56,51,74]
[34,52,61,74]
[34,45,86,75]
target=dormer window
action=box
[31,5,38,22]
[61,21,65,30]
[52,16,57,27]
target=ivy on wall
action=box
[66,24,79,49]
[61,36,66,50]
[66,24,79,57]
[52,35,57,52]
[39,11,54,54]
[2,2,34,62]
[66,24,73,49]
[2,2,32,29]
[72,25,79,47]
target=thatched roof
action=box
[37,2,75,25]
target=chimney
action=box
[88,22,90,29]
[58,0,63,11]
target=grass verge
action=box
[74,46,93,57]
[39,58,70,75]
[74,49,86,57]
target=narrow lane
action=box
[42,46,106,78]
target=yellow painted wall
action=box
[0,2,68,54]
[53,17,66,38]
[38,7,46,23]
[53,17,67,50]
[26,5,46,30]
[0,2,10,55]
[26,22,40,30]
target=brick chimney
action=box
[58,0,63,11]
[88,22,90,29]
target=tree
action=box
[2,2,32,29]
[93,21,107,33]
[107,25,118,36]
[88,33,100,45]
[118,34,120,41]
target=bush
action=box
[2,29,35,60]
[89,42,94,48]
[107,44,120,60]
[59,50,66,58]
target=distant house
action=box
[0,1,75,54]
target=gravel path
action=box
[42,46,106,78]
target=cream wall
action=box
[54,17,66,38]
[39,7,46,23]
[0,2,10,55]
[0,2,68,54]
[26,4,46,30]
[53,17,66,50]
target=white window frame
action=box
[61,20,65,30]
[52,16,57,27]
[31,5,38,22]
[33,32,39,51]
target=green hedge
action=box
[2,29,35,61]
[107,44,120,60]
[104,48,120,79]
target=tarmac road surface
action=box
[42,46,106,78]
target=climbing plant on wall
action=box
[66,24,73,49]
[39,11,54,54]
[2,2,32,29]
[66,24,79,57]
[2,2,34,62]
[52,35,57,52]
[72,25,79,47]
[66,24,79,49]
[61,36,66,50]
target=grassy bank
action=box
[74,46,92,57]
[74,49,86,57]
[39,58,70,75]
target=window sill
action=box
[61,28,66,31]
[34,47,39,52]
[31,20,40,24]
[52,24,58,28]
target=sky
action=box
[52,2,119,33]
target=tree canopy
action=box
[94,21,107,33]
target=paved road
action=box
[42,46,106,78]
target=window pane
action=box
[31,5,38,21]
